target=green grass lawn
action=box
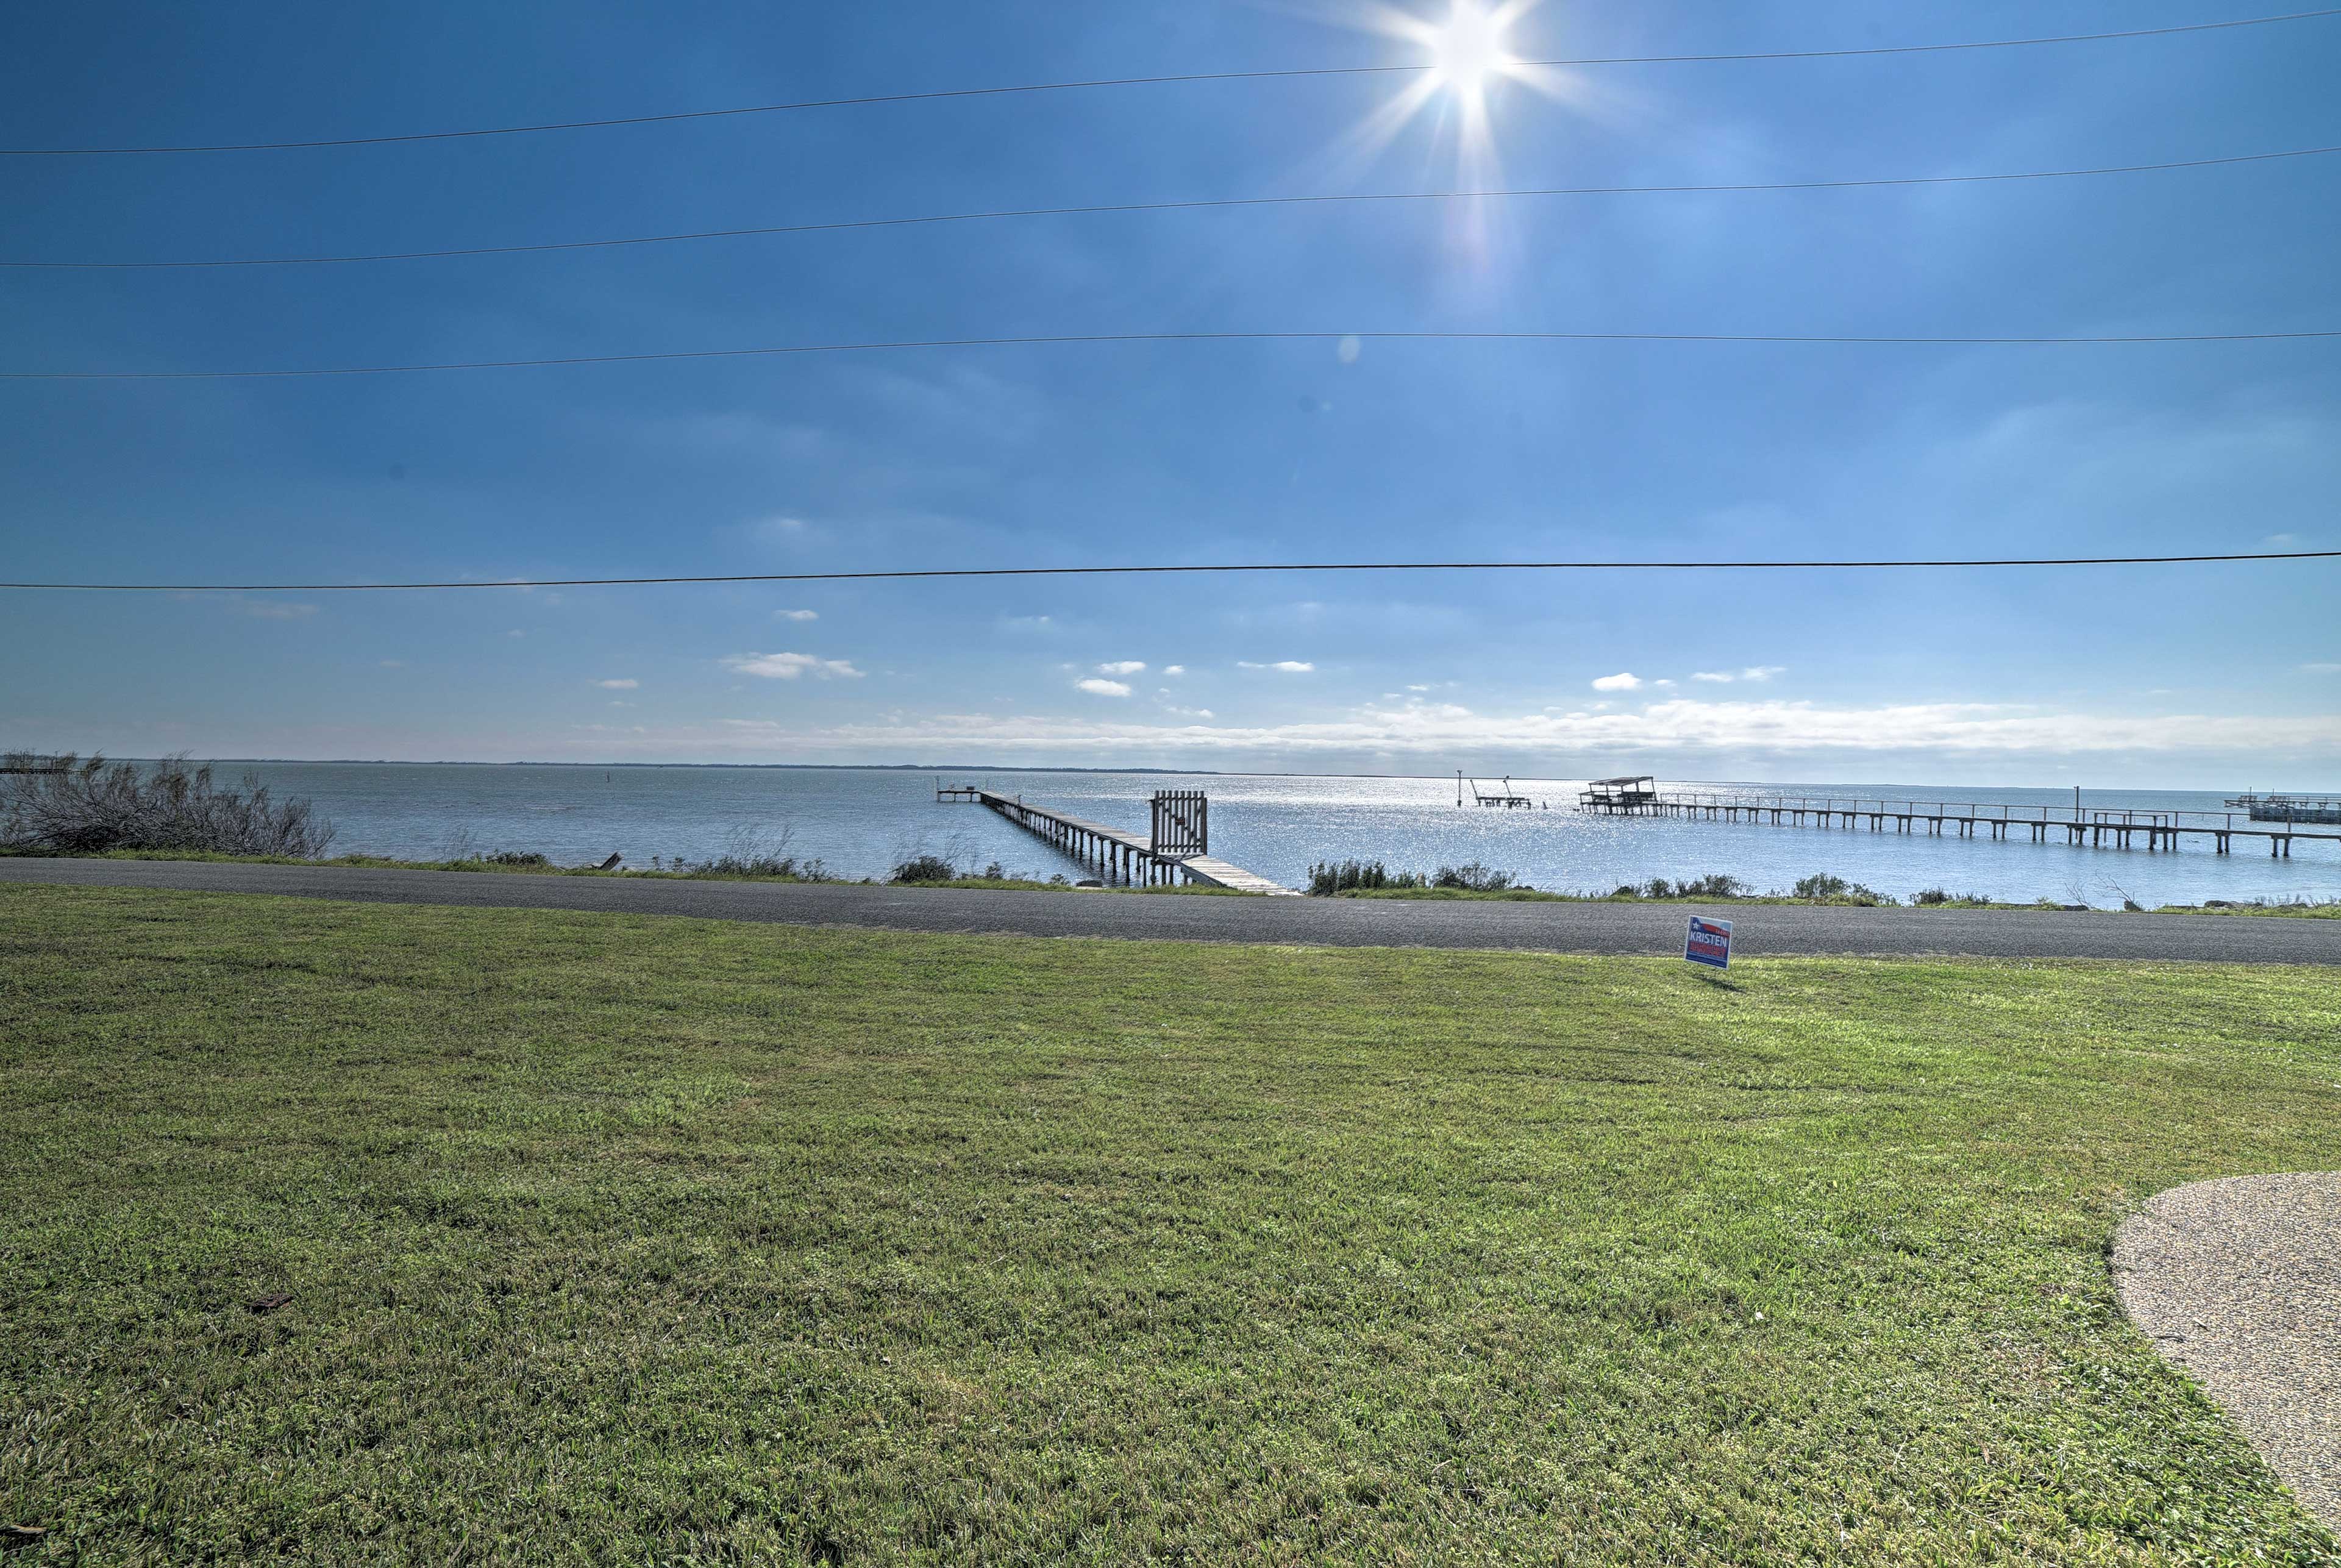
[2,886,2336,1564]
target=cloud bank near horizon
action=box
[549,695,2341,769]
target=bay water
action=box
[193,761,2341,909]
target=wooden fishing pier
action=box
[937,785,1298,894]
[1586,789,2339,858]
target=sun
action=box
[1427,0,1513,97]
[1318,0,1566,188]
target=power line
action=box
[12,144,2336,271]
[7,550,2337,593]
[7,328,2334,382]
[6,9,2334,157]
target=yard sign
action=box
[1684,915,1733,969]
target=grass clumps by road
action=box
[2,885,2337,1562]
[29,839,1264,894]
[2159,898,2341,919]
[1308,858,1524,894]
[1,752,331,858]
[1311,866,2341,916]
[1316,864,1939,907]
[890,856,1255,894]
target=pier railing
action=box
[1586,791,2337,858]
[1666,794,2290,832]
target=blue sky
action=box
[4,0,2337,785]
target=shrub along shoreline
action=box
[1309,860,2336,916]
[9,847,1252,895]
[8,846,2334,915]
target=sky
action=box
[3,0,2337,786]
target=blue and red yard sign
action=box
[1684,916,1733,969]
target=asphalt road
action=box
[5,857,2337,963]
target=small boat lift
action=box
[1458,772,1537,808]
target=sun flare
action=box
[1427,0,1513,96]
[1316,0,1570,194]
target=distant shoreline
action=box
[21,757,2297,797]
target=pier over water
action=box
[1586,789,2339,859]
[938,785,1297,894]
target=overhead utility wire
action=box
[5,9,2334,155]
[7,329,2335,382]
[7,551,2338,593]
[12,144,2335,271]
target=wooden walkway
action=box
[1590,792,2340,858]
[941,788,1298,894]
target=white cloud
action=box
[1002,615,1057,635]
[728,513,828,554]
[1592,673,1642,691]
[1163,665,1186,675]
[722,652,864,680]
[1164,706,1215,719]
[596,679,640,690]
[684,697,2341,763]
[1076,678,1132,697]
[1097,660,1147,675]
[774,608,819,622]
[1654,679,1676,688]
[1692,671,1734,683]
[1741,666,1787,682]
[1239,660,1316,673]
